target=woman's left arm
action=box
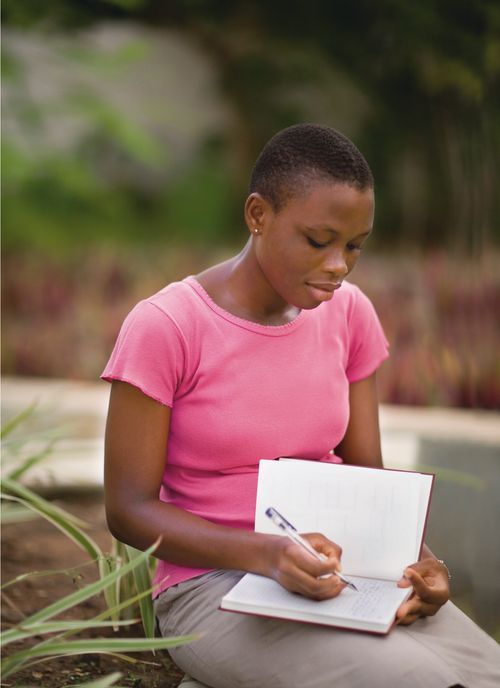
[336,373,450,624]
[334,372,383,467]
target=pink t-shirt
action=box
[102,276,389,596]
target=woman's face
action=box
[249,181,375,310]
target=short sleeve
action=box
[345,287,389,383]
[101,300,186,407]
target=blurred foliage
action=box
[2,246,499,409]
[2,0,500,252]
[2,1,500,407]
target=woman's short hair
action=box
[249,123,373,212]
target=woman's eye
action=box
[347,242,363,252]
[307,237,328,249]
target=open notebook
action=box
[221,459,434,634]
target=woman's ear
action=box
[244,193,271,234]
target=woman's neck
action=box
[196,240,301,326]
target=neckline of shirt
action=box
[184,276,307,336]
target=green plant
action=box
[0,540,196,680]
[0,408,197,683]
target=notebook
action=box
[220,459,434,634]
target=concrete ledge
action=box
[2,376,499,489]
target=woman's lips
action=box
[306,282,342,301]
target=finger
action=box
[402,567,430,596]
[283,542,341,582]
[397,596,440,621]
[302,534,343,574]
[304,533,343,561]
[280,564,346,600]
[403,567,449,603]
[406,558,448,582]
[299,573,346,600]
[397,575,412,588]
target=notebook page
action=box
[223,573,411,627]
[416,472,434,555]
[255,460,423,580]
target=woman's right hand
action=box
[262,532,345,600]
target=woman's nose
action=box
[322,249,348,278]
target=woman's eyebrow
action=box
[307,226,372,238]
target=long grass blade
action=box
[1,619,137,646]
[1,504,41,523]
[7,633,198,660]
[0,403,37,439]
[0,488,102,560]
[92,582,161,623]
[1,634,197,678]
[98,551,121,624]
[1,480,89,527]
[124,544,155,638]
[9,540,160,628]
[5,440,58,481]
[1,559,97,591]
[11,567,159,655]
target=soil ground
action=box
[1,492,185,688]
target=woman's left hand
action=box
[396,558,450,625]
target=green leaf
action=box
[124,544,156,638]
[1,619,137,646]
[1,559,97,591]
[0,403,37,439]
[1,634,197,678]
[1,480,88,527]
[0,482,101,561]
[9,633,197,658]
[15,540,159,627]
[0,503,41,523]
[0,492,101,560]
[92,581,161,624]
[5,440,57,481]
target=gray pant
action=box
[155,570,500,688]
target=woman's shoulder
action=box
[145,277,198,314]
[119,277,206,340]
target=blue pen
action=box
[265,506,358,591]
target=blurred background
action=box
[2,0,500,644]
[2,0,500,408]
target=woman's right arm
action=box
[104,380,344,600]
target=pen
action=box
[265,506,358,591]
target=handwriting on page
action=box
[255,461,423,579]
[332,577,410,621]
[227,573,411,626]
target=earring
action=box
[253,228,259,234]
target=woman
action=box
[103,124,500,687]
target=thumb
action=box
[397,573,412,588]
[401,567,427,594]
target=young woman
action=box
[103,124,500,688]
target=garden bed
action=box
[1,492,185,688]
